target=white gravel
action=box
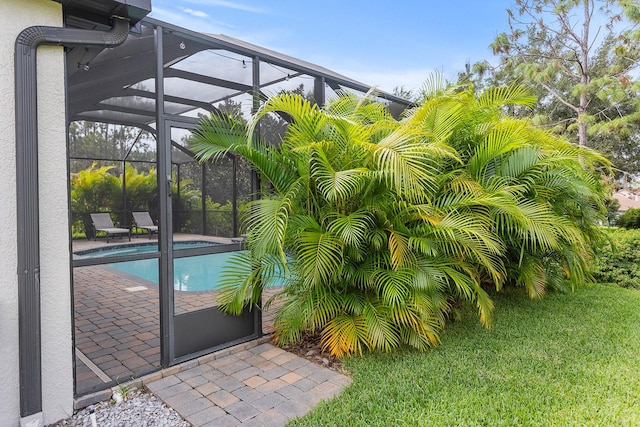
[48,389,190,427]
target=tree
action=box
[70,163,123,236]
[122,164,157,214]
[191,83,608,357]
[69,121,155,165]
[615,207,640,227]
[488,0,640,151]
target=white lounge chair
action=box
[132,211,158,239]
[90,213,131,243]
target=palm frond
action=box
[477,83,537,109]
[387,229,415,269]
[295,231,344,287]
[417,72,453,101]
[244,196,293,261]
[517,255,547,299]
[374,128,444,198]
[191,113,247,162]
[310,148,370,203]
[321,313,369,357]
[215,251,262,315]
[442,265,494,327]
[326,210,375,247]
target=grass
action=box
[289,284,640,426]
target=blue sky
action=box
[149,0,514,93]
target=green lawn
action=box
[289,284,640,426]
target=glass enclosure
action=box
[67,17,412,396]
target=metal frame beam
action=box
[155,26,173,367]
[142,17,412,106]
[87,102,157,117]
[123,88,221,114]
[164,68,252,93]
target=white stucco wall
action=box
[0,0,72,425]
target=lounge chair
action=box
[132,211,158,239]
[90,213,130,243]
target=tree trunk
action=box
[578,112,588,147]
[578,0,591,147]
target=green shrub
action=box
[70,164,235,237]
[591,227,640,289]
[70,164,122,236]
[615,207,640,229]
[192,83,610,357]
[604,195,620,225]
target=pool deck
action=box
[73,264,279,394]
[72,234,350,425]
[73,233,270,395]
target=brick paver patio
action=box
[72,236,350,425]
[146,342,351,426]
[74,264,279,395]
[74,264,162,394]
[73,236,271,392]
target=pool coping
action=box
[73,239,225,258]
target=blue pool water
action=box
[75,241,239,292]
[111,251,239,292]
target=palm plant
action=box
[70,163,122,214]
[191,83,608,357]
[70,163,122,236]
[122,164,157,213]
[415,83,609,297]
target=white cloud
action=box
[181,8,209,18]
[149,6,234,33]
[183,0,267,14]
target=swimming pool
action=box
[75,241,239,292]
[74,241,220,259]
[75,241,285,292]
[111,251,240,292]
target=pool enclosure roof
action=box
[66,15,412,133]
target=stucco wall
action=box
[0,0,72,425]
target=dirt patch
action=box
[276,332,344,372]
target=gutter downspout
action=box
[15,16,130,418]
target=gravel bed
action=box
[48,389,190,427]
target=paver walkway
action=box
[72,235,350,425]
[146,342,351,427]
